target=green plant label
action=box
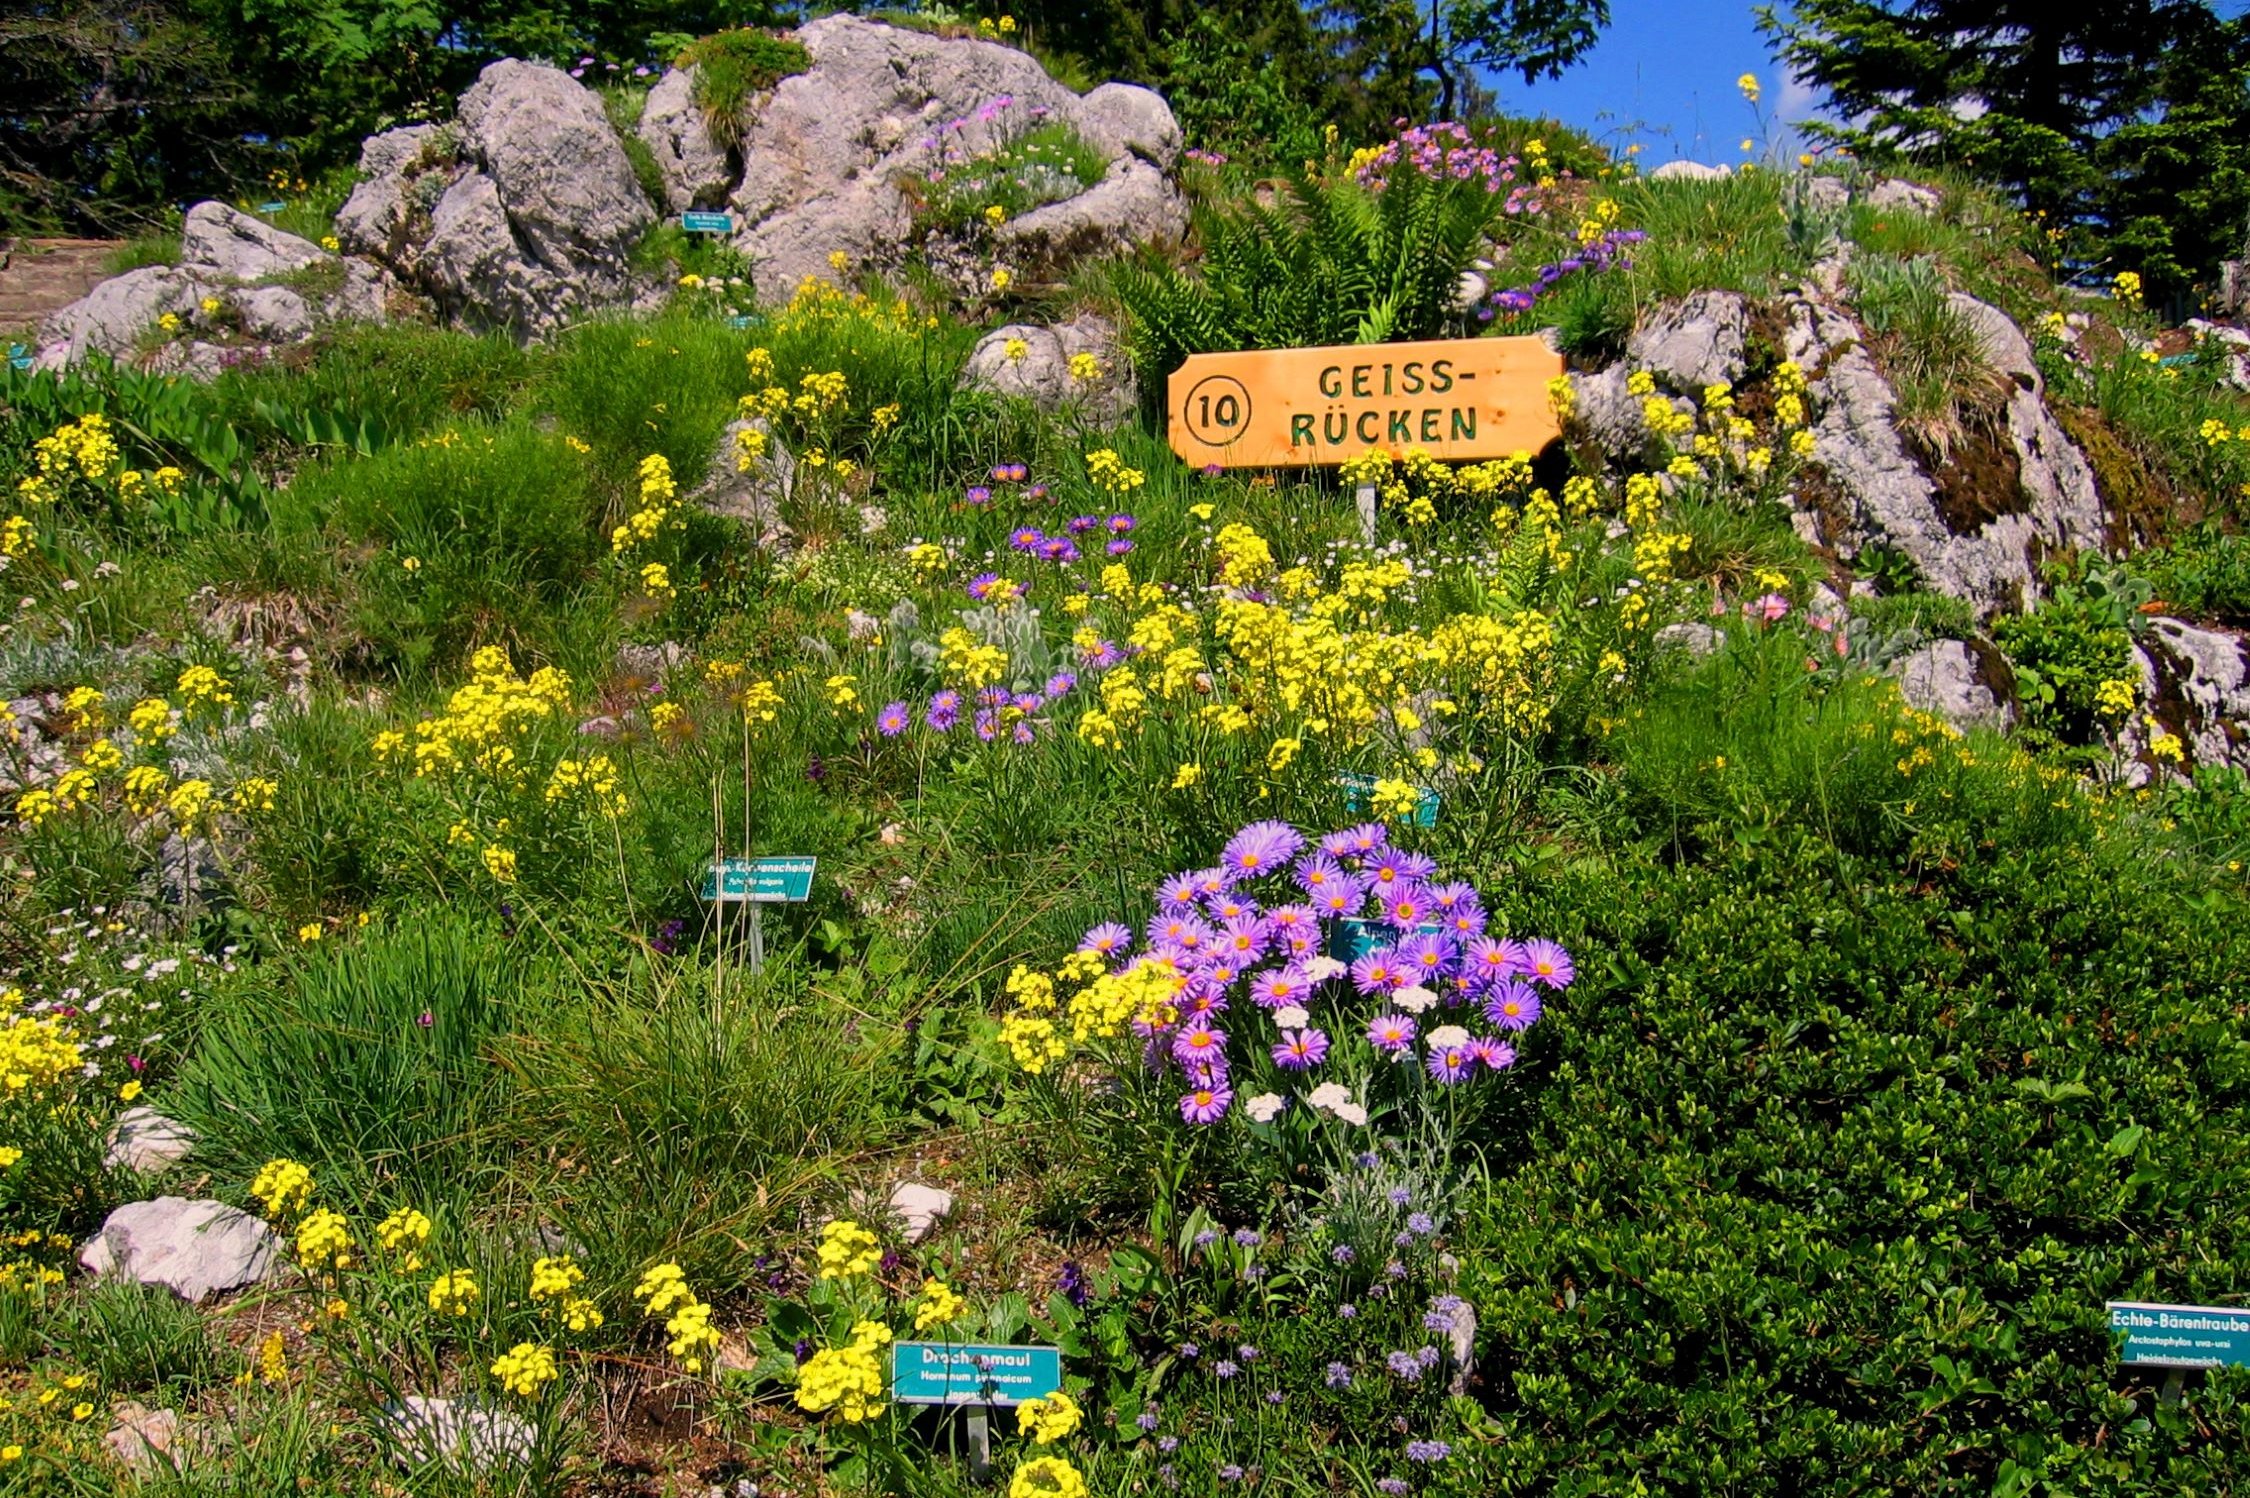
[681,211,735,234]
[698,856,815,903]
[1335,772,1440,827]
[2110,1302,2250,1367]
[890,1341,1062,1406]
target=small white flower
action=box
[1428,1024,1470,1050]
[1394,984,1438,1013]
[1272,1005,1310,1029]
[1306,1081,1351,1114]
[1244,1092,1286,1124]
[1302,956,1347,983]
[1332,1103,1368,1126]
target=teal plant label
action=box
[698,856,815,903]
[2109,1302,2250,1367]
[257,201,287,213]
[681,211,735,234]
[1328,916,1446,963]
[7,345,28,372]
[891,1342,1062,1406]
[1335,771,1440,827]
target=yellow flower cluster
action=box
[914,1278,966,1331]
[0,1005,82,1102]
[1083,448,1145,495]
[796,1320,893,1423]
[377,1207,432,1270]
[1001,952,1179,1075]
[1016,1392,1083,1444]
[490,1343,559,1399]
[1012,1456,1089,1498]
[940,627,1009,688]
[2094,677,2137,720]
[250,1158,315,1219]
[611,455,677,553]
[295,1209,354,1273]
[818,1218,882,1280]
[635,1262,722,1371]
[530,1255,603,1331]
[428,1268,480,1317]
[380,647,573,778]
[545,755,626,815]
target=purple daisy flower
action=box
[1294,854,1348,896]
[1156,871,1202,911]
[1469,1035,1517,1070]
[1223,820,1303,878]
[1045,671,1078,697]
[1465,936,1526,987]
[966,572,1004,601]
[925,690,961,731]
[1012,720,1035,744]
[1172,1020,1228,1068]
[1482,981,1541,1030]
[1366,1012,1417,1055]
[1039,537,1080,562]
[973,710,999,741]
[876,701,910,736]
[1009,526,1044,552]
[1247,965,1308,1008]
[1272,1027,1329,1070]
[1106,538,1134,555]
[1079,637,1122,669]
[1343,823,1387,856]
[1081,922,1131,958]
[1426,1044,1474,1083]
[1205,890,1257,923]
[1426,881,1477,913]
[965,485,993,506]
[1351,949,1406,996]
[1219,916,1269,964]
[1179,1079,1233,1115]
[1382,885,1433,930]
[1395,930,1455,980]
[1523,938,1575,989]
[1444,903,1489,940]
[1107,513,1136,534]
[1067,514,1100,534]
[1213,1359,1239,1379]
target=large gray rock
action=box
[1569,364,1650,463]
[31,268,199,369]
[105,1403,186,1475]
[1628,291,1748,391]
[1867,178,1942,215]
[996,156,1185,276]
[960,314,1136,422]
[383,1397,536,1473]
[333,124,451,257]
[639,67,735,212]
[1785,295,2098,615]
[235,285,314,343]
[728,15,1182,300]
[888,1182,953,1243]
[1074,82,1182,169]
[1893,639,2008,728]
[178,203,328,281]
[2145,617,2250,768]
[79,1198,279,1303]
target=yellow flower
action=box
[199,297,221,315]
[428,1269,479,1317]
[491,1342,559,1399]
[482,844,518,883]
[0,1149,20,1169]
[377,1207,432,1268]
[828,250,850,272]
[640,562,675,597]
[2112,270,2143,309]
[297,922,323,943]
[1067,351,1101,382]
[250,1158,315,1219]
[914,1278,965,1331]
[817,1219,882,1280]
[990,267,1014,292]
[984,204,1008,228]
[257,1330,288,1384]
[1011,1456,1088,1498]
[1004,337,1030,363]
[118,1080,142,1102]
[320,235,340,253]
[401,555,422,573]
[294,1208,354,1272]
[1171,763,1202,789]
[1017,1391,1083,1444]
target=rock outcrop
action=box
[719,15,1183,299]
[79,1198,280,1303]
[638,66,734,212]
[339,59,654,334]
[960,315,1136,422]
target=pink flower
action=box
[1748,593,1790,623]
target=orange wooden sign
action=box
[1166,335,1564,469]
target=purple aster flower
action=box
[1156,871,1202,911]
[1294,854,1348,895]
[1406,1441,1450,1463]
[1264,1389,1285,1405]
[1008,526,1044,552]
[1179,1084,1232,1124]
[1190,866,1233,899]
[876,701,910,736]
[1523,937,1575,989]
[1385,1349,1425,1381]
[1172,1019,1227,1068]
[1233,1233,1262,1251]
[1079,637,1123,669]
[1325,1361,1353,1389]
[1223,819,1303,878]
[1218,917,1269,965]
[1106,538,1134,555]
[924,691,961,730]
[973,709,999,741]
[1039,537,1080,562]
[1067,514,1100,534]
[1426,881,1476,913]
[1443,902,1489,940]
[1272,1028,1329,1070]
[1381,886,1434,930]
[1465,936,1526,988]
[1214,1359,1239,1379]
[964,485,993,506]
[1024,483,1049,500]
[1045,671,1077,696]
[1468,1036,1516,1071]
[1351,949,1406,996]
[1394,931,1454,981]
[1377,1481,1410,1496]
[1482,980,1541,1030]
[1343,822,1387,855]
[966,572,1003,601]
[1081,922,1131,958]
[1249,967,1307,1009]
[1426,1044,1473,1084]
[1205,890,1257,923]
[1366,1012,1417,1055]
[1107,513,1136,533]
[1314,880,1366,919]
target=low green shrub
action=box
[2132,524,2250,624]
[674,30,811,149]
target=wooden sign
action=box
[1167,335,1563,468]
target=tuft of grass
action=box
[1847,252,2001,450]
[676,30,810,150]
[1614,171,1811,304]
[103,231,181,276]
[53,1278,223,1395]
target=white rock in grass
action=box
[383,1396,536,1473]
[1650,160,1731,181]
[104,1108,196,1174]
[1867,178,1942,215]
[79,1198,278,1304]
[104,1402,186,1474]
[1893,640,2009,729]
[888,1182,954,1244]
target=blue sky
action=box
[1497,0,1813,165]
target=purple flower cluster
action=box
[1353,121,1515,194]
[1072,819,1571,1127]
[892,676,1083,745]
[1008,512,1136,563]
[1484,229,1649,320]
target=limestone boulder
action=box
[960,314,1136,422]
[638,67,735,212]
[79,1198,279,1304]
